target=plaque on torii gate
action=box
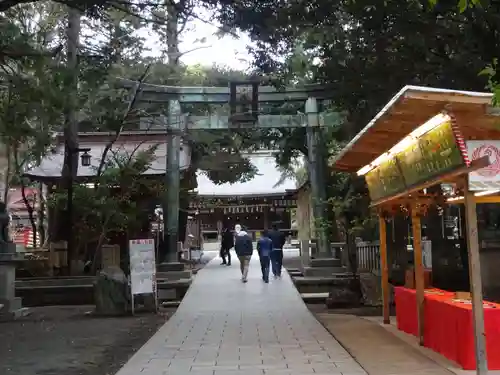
[119,78,337,263]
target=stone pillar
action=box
[300,239,310,267]
[0,263,15,301]
[305,97,330,258]
[0,257,23,319]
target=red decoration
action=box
[448,112,470,166]
[395,287,500,370]
[471,144,500,178]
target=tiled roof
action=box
[25,141,298,196]
[25,141,191,179]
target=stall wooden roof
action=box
[332,85,497,172]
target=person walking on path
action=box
[220,227,234,266]
[257,230,273,283]
[268,223,286,278]
[234,224,253,283]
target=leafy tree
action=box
[0,2,69,246]
[48,144,163,271]
[210,0,500,228]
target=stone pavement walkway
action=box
[116,257,367,375]
[315,314,454,375]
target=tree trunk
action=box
[166,2,180,66]
[20,182,37,248]
[38,182,46,246]
[62,7,81,274]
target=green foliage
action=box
[48,145,163,251]
[208,0,500,240]
[294,165,308,188]
[0,5,68,195]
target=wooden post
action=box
[411,204,425,346]
[379,214,390,324]
[463,179,488,375]
[264,206,270,230]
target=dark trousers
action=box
[259,255,270,282]
[220,247,231,264]
[270,249,283,276]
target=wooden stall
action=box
[331,85,500,374]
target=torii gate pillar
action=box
[305,97,330,257]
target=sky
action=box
[141,10,253,71]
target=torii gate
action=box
[120,79,338,264]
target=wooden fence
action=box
[356,241,380,273]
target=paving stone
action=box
[115,257,365,375]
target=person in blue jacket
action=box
[268,223,286,278]
[257,230,273,283]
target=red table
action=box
[394,286,500,370]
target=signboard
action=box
[467,140,500,191]
[364,119,467,201]
[398,120,465,187]
[129,239,156,295]
[365,158,406,201]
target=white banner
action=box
[129,239,156,295]
[422,240,432,270]
[467,140,500,191]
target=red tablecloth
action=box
[394,287,452,336]
[394,286,500,370]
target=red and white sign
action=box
[467,140,500,190]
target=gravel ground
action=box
[0,306,173,375]
[0,253,218,375]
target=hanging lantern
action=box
[80,151,91,167]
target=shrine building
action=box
[190,150,298,243]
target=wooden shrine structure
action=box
[332,85,500,375]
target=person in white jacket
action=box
[234,224,253,283]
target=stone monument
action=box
[94,265,129,316]
[0,201,24,320]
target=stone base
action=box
[156,270,192,280]
[0,296,22,311]
[326,287,360,308]
[359,273,394,307]
[0,259,22,318]
[310,258,342,268]
[158,262,184,272]
[293,275,353,294]
[303,266,347,277]
[157,279,192,301]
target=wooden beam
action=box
[341,150,380,156]
[463,178,488,375]
[411,204,425,346]
[378,215,390,324]
[404,90,492,105]
[377,195,439,212]
[447,195,500,204]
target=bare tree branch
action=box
[95,64,151,177]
